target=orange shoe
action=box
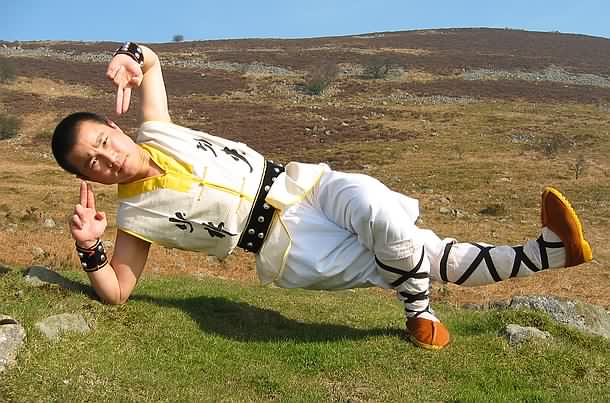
[406,317,450,350]
[541,187,593,267]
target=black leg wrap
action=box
[440,241,454,282]
[406,304,431,318]
[375,247,428,288]
[76,239,108,273]
[536,235,563,270]
[398,290,429,304]
[454,243,501,285]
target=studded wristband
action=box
[76,239,108,272]
[113,41,144,67]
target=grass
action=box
[1,267,609,402]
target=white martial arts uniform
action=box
[117,121,567,320]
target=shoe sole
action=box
[541,187,592,267]
[408,334,449,350]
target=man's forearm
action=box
[87,265,124,304]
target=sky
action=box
[2,0,609,43]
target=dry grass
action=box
[1,76,100,98]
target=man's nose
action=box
[99,150,118,167]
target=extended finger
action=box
[80,180,87,206]
[116,85,124,115]
[87,183,96,210]
[122,87,131,113]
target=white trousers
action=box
[274,170,565,320]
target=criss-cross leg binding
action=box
[440,236,564,285]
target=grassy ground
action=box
[1,267,609,402]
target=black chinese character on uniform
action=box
[222,147,253,172]
[201,221,236,238]
[169,212,194,233]
[194,138,217,157]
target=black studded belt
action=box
[238,160,285,254]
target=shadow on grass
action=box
[133,294,403,343]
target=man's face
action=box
[66,120,142,185]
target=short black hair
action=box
[51,112,108,176]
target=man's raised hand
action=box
[70,181,107,247]
[106,54,143,115]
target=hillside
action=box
[0,27,609,309]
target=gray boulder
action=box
[24,266,70,287]
[23,266,88,293]
[502,324,552,347]
[35,313,90,341]
[0,315,26,373]
[509,295,610,340]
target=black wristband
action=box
[113,42,144,67]
[76,239,108,272]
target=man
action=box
[51,43,593,350]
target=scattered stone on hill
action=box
[0,315,26,373]
[42,218,56,228]
[464,295,610,340]
[502,324,552,347]
[385,91,478,105]
[35,313,90,341]
[463,66,610,88]
[510,295,610,340]
[23,266,84,292]
[31,246,46,258]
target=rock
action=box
[439,207,452,214]
[23,266,84,292]
[31,246,46,258]
[509,295,610,340]
[42,218,56,228]
[0,315,26,373]
[502,324,552,346]
[35,313,90,341]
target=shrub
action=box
[362,56,395,79]
[0,113,21,140]
[172,34,185,42]
[303,63,338,95]
[0,58,16,83]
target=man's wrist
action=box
[75,239,108,272]
[113,42,144,67]
[76,239,98,249]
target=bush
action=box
[172,34,185,42]
[0,113,21,140]
[303,63,338,95]
[0,58,16,83]
[362,56,397,79]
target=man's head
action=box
[52,112,108,176]
[52,112,143,185]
